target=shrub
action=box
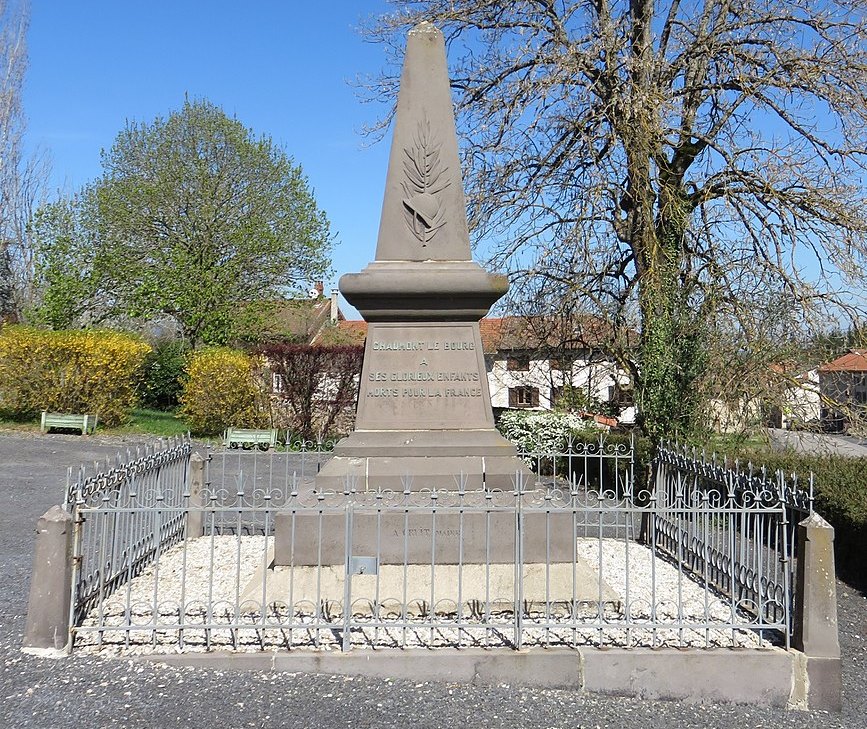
[137,339,188,410]
[496,409,652,489]
[257,343,364,441]
[179,347,269,435]
[497,409,599,453]
[0,325,151,426]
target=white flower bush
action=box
[497,409,602,454]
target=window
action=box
[507,354,530,371]
[509,386,539,408]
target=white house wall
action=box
[486,355,634,423]
[782,369,821,427]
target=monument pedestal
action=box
[316,317,531,492]
[315,439,529,492]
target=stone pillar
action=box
[186,453,206,539]
[22,505,74,652]
[792,511,842,712]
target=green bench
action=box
[223,427,278,450]
[40,411,98,435]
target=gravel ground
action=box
[73,535,770,654]
[1,432,865,728]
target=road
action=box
[1,431,865,728]
[767,428,867,457]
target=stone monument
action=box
[314,22,531,492]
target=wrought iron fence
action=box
[652,442,812,632]
[64,436,809,654]
[66,437,193,625]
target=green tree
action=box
[366,2,867,441]
[28,195,103,329]
[78,98,331,346]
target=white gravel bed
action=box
[75,536,775,655]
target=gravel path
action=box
[1,432,865,728]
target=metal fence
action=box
[65,436,809,654]
[651,443,812,635]
[65,436,193,626]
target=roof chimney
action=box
[330,288,339,323]
[314,281,324,297]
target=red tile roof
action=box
[819,349,867,373]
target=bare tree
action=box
[257,343,364,441]
[0,0,48,322]
[364,1,867,440]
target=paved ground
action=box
[767,428,867,457]
[1,432,865,728]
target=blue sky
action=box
[24,1,401,319]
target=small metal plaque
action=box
[348,556,378,575]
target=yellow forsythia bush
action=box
[0,325,151,427]
[180,347,269,435]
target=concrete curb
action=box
[137,646,815,709]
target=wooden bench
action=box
[223,427,278,450]
[40,411,98,435]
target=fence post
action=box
[792,512,841,712]
[22,505,74,653]
[186,453,206,539]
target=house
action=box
[818,349,867,432]
[767,367,821,430]
[262,282,344,345]
[327,315,636,426]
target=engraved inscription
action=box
[402,120,450,246]
[358,324,492,429]
[365,337,483,399]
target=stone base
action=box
[242,556,620,614]
[315,429,533,492]
[142,647,803,709]
[275,507,581,567]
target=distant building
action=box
[262,282,343,345]
[760,366,821,431]
[818,349,867,432]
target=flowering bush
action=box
[179,347,269,435]
[0,325,151,426]
[497,409,603,453]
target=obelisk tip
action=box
[373,21,470,262]
[409,21,441,37]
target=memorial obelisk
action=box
[316,22,531,491]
